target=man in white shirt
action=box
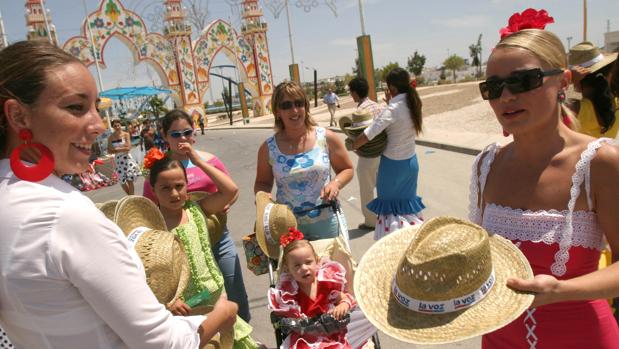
[348,77,382,230]
[323,88,340,126]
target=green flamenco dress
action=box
[173,201,259,349]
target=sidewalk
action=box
[207,86,511,155]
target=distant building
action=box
[605,30,619,53]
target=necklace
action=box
[286,131,307,150]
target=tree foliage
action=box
[148,96,167,120]
[185,0,209,35]
[443,54,465,82]
[407,51,426,77]
[377,62,400,82]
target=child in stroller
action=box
[268,228,356,349]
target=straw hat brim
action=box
[255,191,282,259]
[587,52,618,74]
[114,196,167,235]
[339,116,373,134]
[96,200,118,221]
[354,226,534,344]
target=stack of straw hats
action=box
[101,196,191,309]
[339,109,387,158]
[255,191,297,259]
[354,216,534,344]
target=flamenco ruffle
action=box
[366,196,425,216]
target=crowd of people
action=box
[1,7,619,349]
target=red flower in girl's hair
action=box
[499,8,554,39]
[280,227,304,247]
[143,148,165,169]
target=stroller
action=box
[267,200,381,349]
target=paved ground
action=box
[85,82,505,348]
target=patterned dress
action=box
[470,139,619,348]
[268,261,356,349]
[267,127,341,240]
[172,201,258,349]
[110,136,140,184]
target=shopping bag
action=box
[242,233,269,276]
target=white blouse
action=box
[363,93,417,160]
[0,160,205,348]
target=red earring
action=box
[503,130,510,137]
[10,129,55,182]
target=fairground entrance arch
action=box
[61,0,274,122]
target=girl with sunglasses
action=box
[254,81,353,241]
[470,10,619,348]
[143,109,252,323]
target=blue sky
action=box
[1,0,618,102]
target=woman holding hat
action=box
[0,40,236,348]
[143,109,252,322]
[254,81,353,241]
[568,41,619,138]
[470,9,619,348]
[351,67,425,240]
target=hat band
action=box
[127,226,151,249]
[351,119,372,128]
[262,203,277,245]
[569,53,604,69]
[391,269,495,314]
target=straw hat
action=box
[95,200,118,221]
[339,109,374,134]
[255,191,297,259]
[113,196,190,308]
[188,191,227,244]
[114,196,167,234]
[355,216,534,344]
[569,41,617,74]
[339,109,387,158]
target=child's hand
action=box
[168,299,191,316]
[329,301,350,320]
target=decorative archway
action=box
[61,0,275,120]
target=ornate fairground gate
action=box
[61,0,274,121]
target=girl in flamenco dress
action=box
[268,229,355,349]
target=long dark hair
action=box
[610,53,619,98]
[148,156,187,187]
[582,64,615,133]
[385,67,422,134]
[0,40,81,155]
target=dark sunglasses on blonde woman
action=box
[479,68,563,100]
[279,100,305,110]
[169,128,194,138]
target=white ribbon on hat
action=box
[391,269,495,314]
[127,226,151,249]
[262,203,277,244]
[351,119,373,128]
[569,53,604,69]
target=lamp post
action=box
[355,0,377,101]
[284,0,300,83]
[305,66,318,107]
[567,36,573,49]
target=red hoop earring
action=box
[503,130,510,137]
[10,129,55,182]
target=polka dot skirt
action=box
[0,326,13,348]
[114,153,141,184]
[374,213,424,240]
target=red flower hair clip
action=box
[500,8,554,39]
[280,227,304,247]
[143,148,165,169]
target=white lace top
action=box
[468,138,614,277]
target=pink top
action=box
[470,139,619,349]
[143,155,229,204]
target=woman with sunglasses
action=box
[107,118,141,195]
[254,81,353,241]
[0,40,237,349]
[470,10,619,348]
[351,67,425,240]
[143,109,252,322]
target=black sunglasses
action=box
[279,99,305,110]
[169,128,194,138]
[479,68,563,100]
